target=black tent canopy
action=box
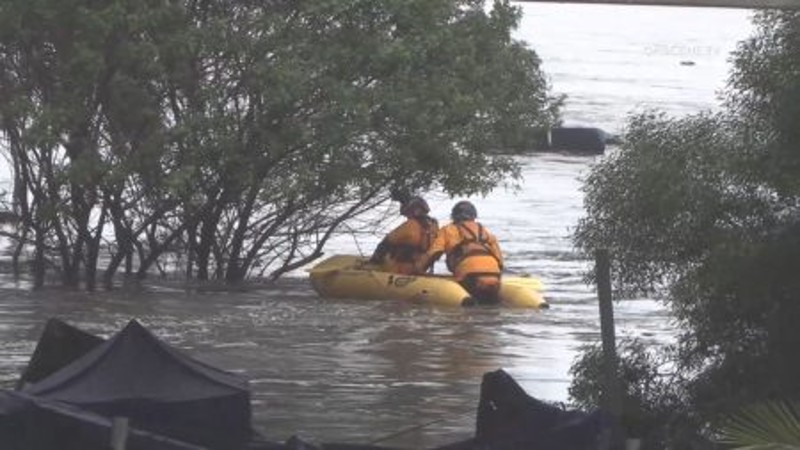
[0,390,205,450]
[23,319,252,449]
[435,369,612,450]
[16,317,105,390]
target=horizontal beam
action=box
[513,0,800,9]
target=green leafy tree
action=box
[571,10,800,447]
[0,0,561,288]
[569,339,687,446]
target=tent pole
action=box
[110,417,129,450]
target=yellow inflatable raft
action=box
[308,255,548,309]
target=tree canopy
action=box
[571,10,800,448]
[0,0,561,288]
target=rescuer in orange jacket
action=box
[369,196,439,275]
[416,201,504,304]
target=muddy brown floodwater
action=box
[0,155,675,448]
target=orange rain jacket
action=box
[420,220,503,281]
[373,217,439,275]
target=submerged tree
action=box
[571,10,800,448]
[0,0,561,288]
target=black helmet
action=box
[451,200,477,222]
[400,196,430,217]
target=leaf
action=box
[716,402,800,449]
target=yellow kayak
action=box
[307,255,548,309]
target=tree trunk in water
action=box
[185,224,196,279]
[195,210,220,281]
[33,229,45,289]
[12,231,25,278]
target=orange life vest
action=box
[387,216,438,263]
[445,223,501,273]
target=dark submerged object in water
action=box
[548,127,607,155]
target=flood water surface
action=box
[0,282,669,448]
[0,155,673,448]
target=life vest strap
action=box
[446,223,500,272]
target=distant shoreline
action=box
[513,0,798,9]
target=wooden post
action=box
[110,416,129,450]
[596,249,624,449]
